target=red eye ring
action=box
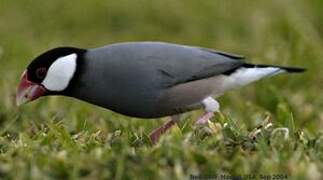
[36,67,47,79]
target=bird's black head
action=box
[16,47,86,105]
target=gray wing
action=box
[127,42,245,87]
[86,41,245,89]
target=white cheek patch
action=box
[42,53,77,91]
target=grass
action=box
[1,0,323,179]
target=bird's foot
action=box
[149,118,177,145]
[195,112,214,125]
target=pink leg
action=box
[195,112,214,125]
[149,116,179,145]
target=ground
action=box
[0,0,323,179]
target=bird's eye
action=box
[35,67,47,79]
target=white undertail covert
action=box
[221,66,284,90]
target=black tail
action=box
[243,63,306,73]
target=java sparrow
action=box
[16,42,305,144]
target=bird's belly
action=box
[73,88,174,118]
[160,76,228,112]
[72,76,227,118]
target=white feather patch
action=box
[221,67,283,89]
[42,54,77,91]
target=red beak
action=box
[16,71,47,106]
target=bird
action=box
[16,42,305,144]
